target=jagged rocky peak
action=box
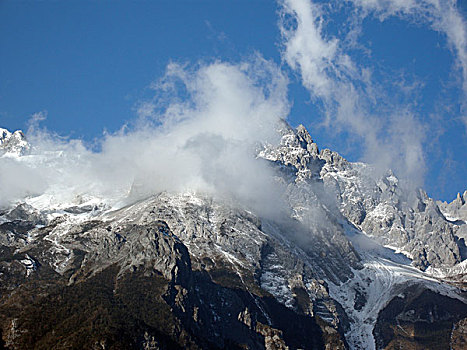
[0,121,466,349]
[274,122,319,155]
[458,191,467,205]
[319,148,349,171]
[275,122,347,170]
[444,191,467,209]
[268,124,466,270]
[438,189,467,222]
[0,127,30,156]
[260,123,325,181]
[296,124,312,142]
[296,124,319,156]
[0,128,11,141]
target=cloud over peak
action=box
[0,57,290,217]
[278,0,467,186]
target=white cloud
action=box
[0,57,290,218]
[348,0,467,123]
[279,0,428,184]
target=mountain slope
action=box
[0,124,466,349]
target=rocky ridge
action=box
[0,124,466,349]
[0,129,30,157]
[261,123,465,272]
[439,190,467,222]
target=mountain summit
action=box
[0,125,466,349]
[0,128,30,157]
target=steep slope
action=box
[0,194,349,349]
[0,129,29,157]
[259,123,467,348]
[262,123,464,272]
[0,125,466,349]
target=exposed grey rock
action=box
[4,203,47,225]
[261,124,464,270]
[0,194,347,349]
[0,124,466,349]
[373,284,467,350]
[0,129,30,157]
[438,190,467,221]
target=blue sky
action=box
[1,0,467,202]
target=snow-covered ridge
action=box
[260,123,467,272]
[3,124,466,272]
[1,124,466,349]
[438,190,467,223]
[0,128,30,157]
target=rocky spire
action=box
[296,124,319,156]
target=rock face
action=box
[374,285,467,350]
[0,129,29,157]
[439,191,467,222]
[0,196,347,349]
[0,125,466,349]
[262,123,464,270]
[437,192,467,265]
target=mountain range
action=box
[0,123,466,349]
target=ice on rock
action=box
[1,124,466,349]
[0,128,30,157]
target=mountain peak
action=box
[0,128,12,143]
[0,122,466,349]
[458,191,466,205]
[0,128,30,157]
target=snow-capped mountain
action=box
[0,128,30,157]
[262,123,465,272]
[439,191,467,222]
[0,125,466,349]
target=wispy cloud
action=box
[278,0,429,184]
[348,0,467,124]
[1,57,290,217]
